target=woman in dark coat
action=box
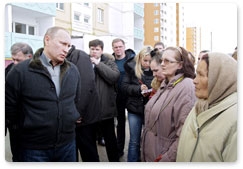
[121,46,154,162]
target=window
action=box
[15,22,26,34]
[12,22,35,35]
[74,13,80,21]
[28,26,35,35]
[97,8,104,23]
[84,3,89,7]
[154,10,159,15]
[154,19,159,24]
[56,3,64,10]
[154,3,158,7]
[84,15,90,23]
[154,36,159,41]
[154,27,159,32]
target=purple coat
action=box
[141,74,196,162]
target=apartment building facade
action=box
[4,3,56,66]
[5,2,189,65]
[144,3,186,48]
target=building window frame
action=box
[56,3,64,10]
[154,36,159,41]
[154,27,159,32]
[97,8,104,24]
[74,12,81,21]
[84,15,90,24]
[12,22,36,35]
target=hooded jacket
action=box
[121,57,153,115]
[113,48,135,97]
[176,52,237,162]
[5,48,81,149]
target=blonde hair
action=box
[151,77,161,91]
[134,46,153,79]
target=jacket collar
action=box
[29,48,70,75]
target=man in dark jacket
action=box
[89,39,120,162]
[5,26,81,162]
[66,45,101,162]
[5,42,33,162]
[112,38,135,158]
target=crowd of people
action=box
[5,26,237,162]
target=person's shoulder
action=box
[5,62,14,70]
[125,49,136,58]
[103,53,115,61]
[177,77,195,91]
[124,57,135,72]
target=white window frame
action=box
[154,10,159,15]
[154,27,159,32]
[154,18,159,24]
[154,36,159,41]
[56,3,64,10]
[97,8,104,23]
[12,22,36,35]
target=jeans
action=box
[20,140,76,162]
[127,112,143,162]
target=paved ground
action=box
[5,116,129,162]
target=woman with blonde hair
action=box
[121,46,154,162]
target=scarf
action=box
[195,52,237,114]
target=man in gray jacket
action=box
[5,26,81,162]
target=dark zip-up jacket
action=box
[5,48,81,149]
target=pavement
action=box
[5,116,129,162]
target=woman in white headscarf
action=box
[176,52,237,162]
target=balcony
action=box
[134,27,144,40]
[134,3,144,17]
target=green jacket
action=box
[176,92,237,162]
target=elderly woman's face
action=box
[193,60,208,99]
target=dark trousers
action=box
[8,127,20,162]
[116,96,127,155]
[76,123,99,162]
[100,118,119,162]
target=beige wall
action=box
[93,3,109,36]
[55,3,72,34]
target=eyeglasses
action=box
[160,58,180,64]
[113,46,124,49]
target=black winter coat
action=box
[121,57,153,115]
[5,48,81,149]
[66,45,101,125]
